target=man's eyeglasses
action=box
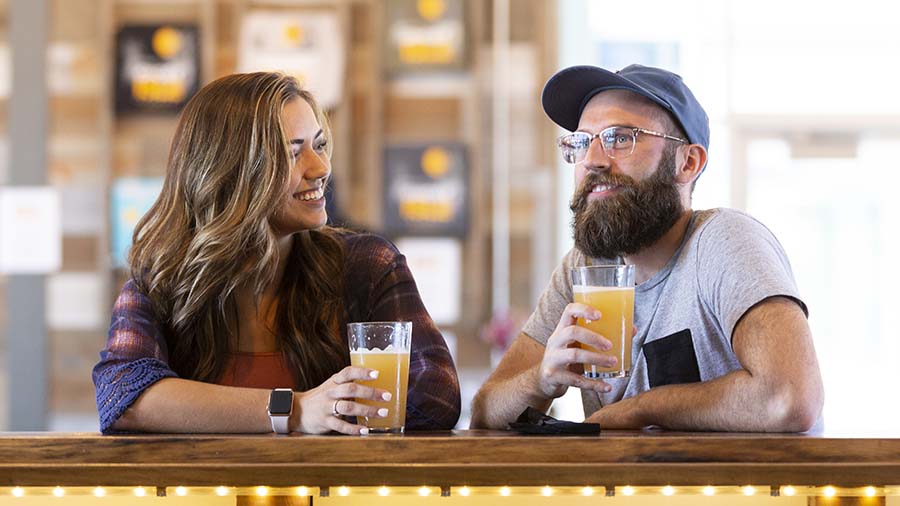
[557,126,688,164]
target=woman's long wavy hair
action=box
[129,72,348,390]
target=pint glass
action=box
[347,321,412,433]
[571,265,635,378]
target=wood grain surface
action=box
[1,430,898,488]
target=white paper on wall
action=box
[238,10,345,109]
[393,237,461,326]
[0,186,62,274]
[61,185,104,235]
[46,271,104,330]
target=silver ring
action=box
[331,400,341,417]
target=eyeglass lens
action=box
[558,127,636,164]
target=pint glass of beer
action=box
[347,321,412,433]
[570,265,635,379]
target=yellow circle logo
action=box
[283,24,305,45]
[421,147,450,178]
[417,0,446,22]
[152,27,182,59]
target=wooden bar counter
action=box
[1,430,898,491]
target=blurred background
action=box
[0,0,897,432]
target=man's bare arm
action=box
[470,334,551,429]
[589,296,824,432]
[471,304,618,429]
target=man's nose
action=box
[581,137,612,173]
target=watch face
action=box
[268,390,293,416]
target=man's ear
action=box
[675,144,707,186]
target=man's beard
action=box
[569,147,683,259]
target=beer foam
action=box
[573,284,631,293]
[351,344,409,354]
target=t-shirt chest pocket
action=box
[642,328,701,388]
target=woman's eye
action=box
[315,141,328,152]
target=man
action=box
[471,64,823,432]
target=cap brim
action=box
[541,66,667,132]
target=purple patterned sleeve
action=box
[92,280,178,433]
[353,236,461,430]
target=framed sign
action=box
[383,143,468,237]
[238,10,345,109]
[114,24,201,114]
[385,0,467,73]
[110,177,164,268]
[394,237,461,325]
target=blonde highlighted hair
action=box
[130,72,348,389]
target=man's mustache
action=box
[571,172,639,212]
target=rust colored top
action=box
[218,352,297,390]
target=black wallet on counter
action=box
[507,407,601,435]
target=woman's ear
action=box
[675,144,707,186]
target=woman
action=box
[93,72,460,434]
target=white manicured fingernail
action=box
[585,319,592,324]
[369,370,379,379]
[381,392,392,401]
[360,427,369,435]
[377,408,389,417]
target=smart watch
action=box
[267,388,294,434]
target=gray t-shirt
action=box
[522,208,807,418]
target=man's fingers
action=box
[550,325,613,352]
[555,303,602,333]
[564,371,613,393]
[540,367,612,395]
[556,347,618,369]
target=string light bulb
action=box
[865,486,877,497]
[743,486,756,496]
[500,486,511,496]
[581,486,594,496]
[133,486,146,497]
[255,486,269,496]
[53,487,65,498]
[703,486,716,496]
[418,486,431,497]
[11,487,25,498]
[541,486,553,496]
[783,486,796,497]
[175,486,187,497]
[93,487,106,498]
[295,487,309,496]
[458,486,471,497]
[823,486,836,497]
[216,486,229,496]
[662,485,675,496]
[622,486,635,496]
[378,486,390,496]
[337,486,350,497]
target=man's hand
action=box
[538,303,618,399]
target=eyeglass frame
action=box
[556,125,689,164]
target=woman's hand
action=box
[294,366,392,435]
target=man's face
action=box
[568,90,684,259]
[570,144,682,259]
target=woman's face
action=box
[269,98,331,235]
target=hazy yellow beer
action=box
[350,350,410,432]
[347,321,412,434]
[571,265,635,378]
